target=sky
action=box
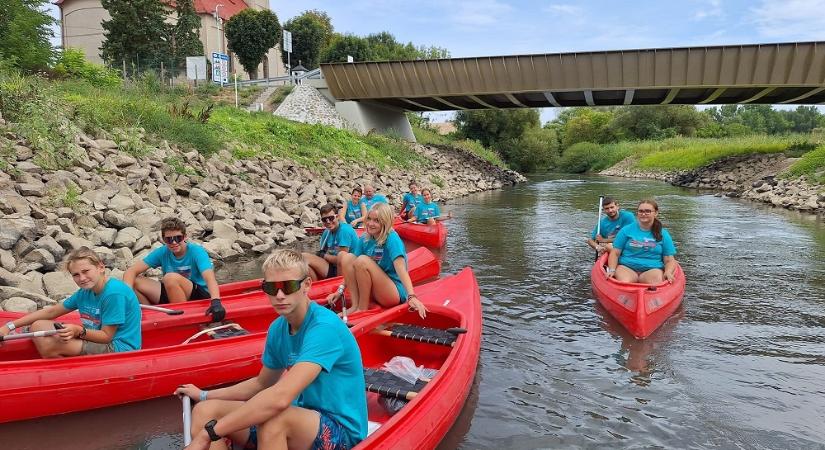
[46,0,825,122]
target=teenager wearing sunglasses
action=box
[302,203,361,281]
[339,187,368,228]
[331,203,428,319]
[124,217,225,322]
[606,199,679,284]
[176,249,367,450]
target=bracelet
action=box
[606,268,616,273]
[5,321,15,332]
[200,390,209,401]
[78,326,87,339]
[407,294,418,301]
[337,284,345,294]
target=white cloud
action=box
[544,3,584,15]
[451,0,513,27]
[751,0,825,40]
[693,0,723,20]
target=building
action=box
[56,0,287,80]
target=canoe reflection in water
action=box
[595,303,685,385]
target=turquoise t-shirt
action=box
[402,193,423,212]
[62,278,142,352]
[613,222,677,272]
[363,193,388,211]
[358,230,408,301]
[261,302,367,448]
[591,209,636,239]
[414,201,441,223]
[143,242,213,290]
[319,223,361,256]
[344,200,364,224]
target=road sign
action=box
[186,56,207,80]
[211,52,229,85]
[283,30,293,53]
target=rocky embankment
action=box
[0,127,524,312]
[601,154,824,214]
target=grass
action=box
[783,144,825,184]
[634,135,797,171]
[413,125,507,168]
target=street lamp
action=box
[214,4,225,54]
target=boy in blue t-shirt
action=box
[400,181,423,221]
[586,197,636,255]
[123,217,225,322]
[303,203,361,281]
[176,249,367,450]
[0,247,141,357]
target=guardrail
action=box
[235,68,323,87]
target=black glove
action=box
[206,298,226,323]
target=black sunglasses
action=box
[163,235,185,244]
[321,215,336,223]
[261,277,307,296]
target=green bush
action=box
[52,49,122,87]
[784,145,825,183]
[557,142,604,173]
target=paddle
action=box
[140,304,184,315]
[181,395,192,446]
[0,329,59,342]
[594,196,604,261]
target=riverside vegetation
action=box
[0,60,523,312]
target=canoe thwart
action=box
[364,368,430,401]
[375,324,461,346]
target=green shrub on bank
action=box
[636,136,795,170]
[52,49,122,87]
[784,145,825,184]
[412,126,506,168]
[557,142,604,173]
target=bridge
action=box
[315,41,825,140]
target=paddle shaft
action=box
[595,196,604,260]
[140,304,184,315]
[182,396,192,446]
[0,329,59,341]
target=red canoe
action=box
[0,268,477,425]
[0,247,440,324]
[352,266,481,449]
[394,221,447,248]
[590,253,685,339]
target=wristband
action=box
[606,268,616,274]
[200,390,208,401]
[5,321,15,332]
[407,293,418,301]
[336,284,345,294]
[79,326,87,338]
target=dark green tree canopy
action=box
[0,0,55,71]
[100,0,170,70]
[321,34,373,63]
[454,109,540,149]
[170,0,203,69]
[281,10,333,70]
[320,31,450,63]
[225,9,281,78]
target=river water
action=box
[3,174,825,449]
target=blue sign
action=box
[211,52,229,85]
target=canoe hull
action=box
[394,221,447,248]
[590,253,685,339]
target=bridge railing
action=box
[235,68,323,87]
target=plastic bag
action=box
[379,356,438,415]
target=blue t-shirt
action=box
[358,230,408,301]
[143,242,213,290]
[62,278,142,352]
[319,223,361,256]
[261,302,367,447]
[613,222,677,272]
[402,193,423,212]
[591,209,636,240]
[362,194,388,211]
[344,200,364,224]
[414,201,441,223]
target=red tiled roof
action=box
[55,0,249,20]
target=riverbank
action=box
[0,117,523,313]
[601,152,825,214]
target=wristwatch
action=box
[204,419,222,442]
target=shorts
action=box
[80,340,114,355]
[326,264,338,279]
[159,282,210,304]
[234,411,351,450]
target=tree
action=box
[225,9,281,78]
[609,105,707,140]
[101,0,170,72]
[321,34,373,63]
[785,106,824,133]
[281,10,333,70]
[0,0,55,71]
[454,109,540,149]
[170,0,203,70]
[560,108,616,147]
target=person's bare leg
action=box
[353,255,374,312]
[161,273,195,303]
[134,277,162,305]
[340,253,359,313]
[361,262,402,308]
[256,407,321,450]
[190,399,248,450]
[638,269,664,284]
[301,253,329,281]
[614,265,640,283]
[30,320,83,358]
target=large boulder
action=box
[43,271,78,300]
[113,227,142,248]
[2,297,37,313]
[0,216,37,250]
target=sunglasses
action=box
[163,235,185,244]
[637,209,655,215]
[321,215,336,224]
[261,277,307,296]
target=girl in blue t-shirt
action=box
[330,203,428,319]
[0,247,142,358]
[339,187,368,228]
[412,188,449,224]
[606,199,679,284]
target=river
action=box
[2,174,824,449]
